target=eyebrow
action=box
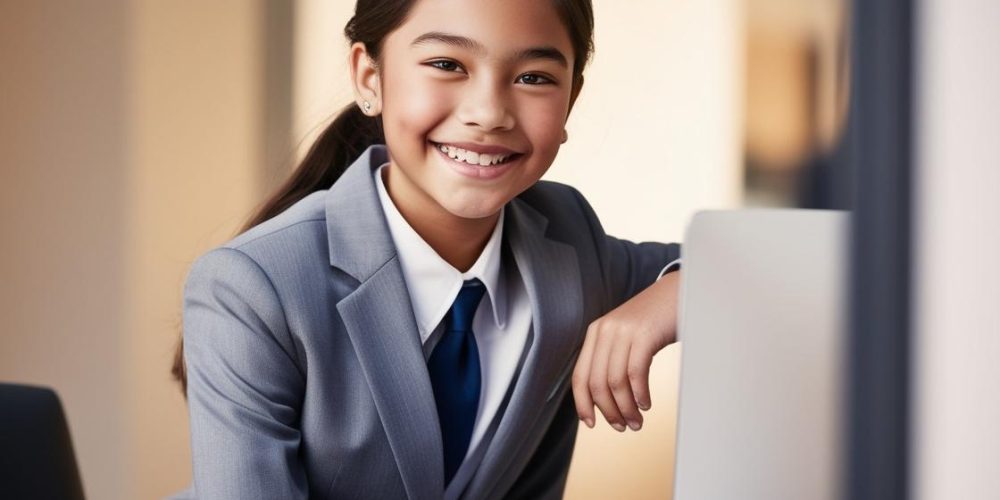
[411,31,569,68]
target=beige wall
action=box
[1,1,271,498]
[0,1,130,498]
[127,0,274,496]
[1,1,741,498]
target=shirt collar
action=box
[374,163,507,343]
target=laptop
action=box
[672,210,848,500]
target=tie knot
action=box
[447,279,486,332]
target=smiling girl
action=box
[173,0,681,498]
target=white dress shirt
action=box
[374,164,533,478]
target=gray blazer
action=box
[180,145,679,499]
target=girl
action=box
[173,0,682,498]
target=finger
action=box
[607,337,643,431]
[572,323,599,428]
[628,340,656,412]
[588,326,627,432]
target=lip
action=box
[431,141,523,180]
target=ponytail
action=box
[170,103,383,395]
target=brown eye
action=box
[428,60,463,72]
[517,73,553,85]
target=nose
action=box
[456,80,515,132]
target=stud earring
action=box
[362,101,372,113]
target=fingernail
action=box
[584,417,594,428]
[628,420,642,431]
[612,422,626,432]
[638,401,651,411]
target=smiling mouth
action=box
[431,142,523,167]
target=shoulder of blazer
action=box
[201,190,330,280]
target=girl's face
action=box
[358,0,577,221]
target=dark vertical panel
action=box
[845,0,913,499]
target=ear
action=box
[566,74,585,118]
[349,42,382,115]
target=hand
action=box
[572,271,680,432]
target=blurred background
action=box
[1,0,850,498]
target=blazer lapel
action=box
[463,197,585,499]
[326,146,445,499]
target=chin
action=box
[438,195,506,221]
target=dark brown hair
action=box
[172,0,595,395]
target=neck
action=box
[383,166,499,272]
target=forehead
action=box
[388,0,574,60]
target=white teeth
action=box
[435,143,513,167]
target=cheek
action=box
[383,76,452,142]
[518,98,568,156]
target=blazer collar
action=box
[325,144,396,282]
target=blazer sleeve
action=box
[567,186,682,309]
[182,247,308,499]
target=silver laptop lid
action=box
[673,209,848,500]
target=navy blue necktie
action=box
[428,279,485,486]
